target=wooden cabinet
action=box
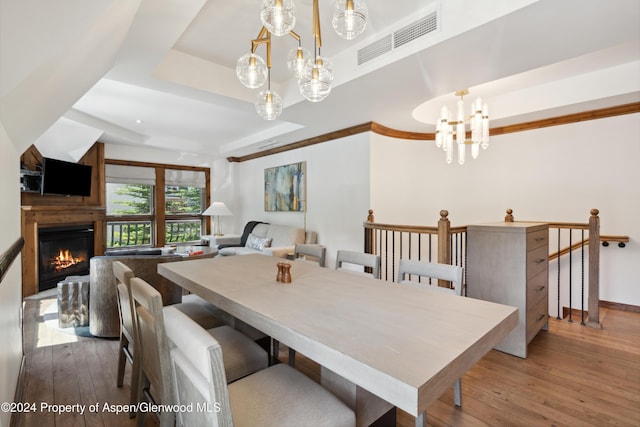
[467,222,549,358]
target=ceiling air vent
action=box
[357,34,392,66]
[394,11,438,49]
[357,10,439,66]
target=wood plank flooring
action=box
[13,293,640,427]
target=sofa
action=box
[218,221,317,258]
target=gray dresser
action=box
[467,222,549,358]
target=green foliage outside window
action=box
[107,183,204,248]
[165,186,203,214]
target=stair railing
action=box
[363,209,467,293]
[363,208,628,329]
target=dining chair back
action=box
[284,243,327,366]
[164,306,233,427]
[335,250,381,279]
[293,244,326,267]
[164,306,355,427]
[396,258,464,406]
[130,277,175,427]
[113,261,138,418]
[397,258,463,296]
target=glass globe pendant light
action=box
[298,0,334,102]
[261,0,295,37]
[236,53,267,89]
[256,87,283,120]
[298,56,334,102]
[332,0,368,40]
[287,45,311,78]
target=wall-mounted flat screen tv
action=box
[40,157,92,197]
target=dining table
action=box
[158,253,518,427]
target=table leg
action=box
[321,366,393,427]
[415,411,427,427]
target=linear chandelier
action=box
[236,0,368,120]
[435,89,490,165]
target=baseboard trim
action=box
[9,354,26,427]
[561,307,588,321]
[600,300,640,313]
[561,300,640,320]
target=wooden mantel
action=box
[21,206,106,298]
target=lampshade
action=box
[203,202,233,236]
[202,202,232,217]
[332,0,368,40]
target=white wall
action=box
[0,123,23,427]
[232,133,371,268]
[371,113,640,307]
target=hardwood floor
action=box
[13,293,640,427]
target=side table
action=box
[57,275,90,328]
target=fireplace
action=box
[38,225,94,292]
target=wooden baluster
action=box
[438,210,451,288]
[364,209,374,255]
[587,209,602,329]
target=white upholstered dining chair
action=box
[335,250,381,279]
[130,277,269,426]
[397,258,464,407]
[163,305,356,427]
[112,260,227,419]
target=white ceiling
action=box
[27,0,640,162]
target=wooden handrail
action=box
[548,233,630,261]
[363,222,438,234]
[601,235,630,248]
[1,238,24,284]
[549,239,591,261]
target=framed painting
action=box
[264,162,306,211]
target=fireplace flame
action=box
[51,249,85,272]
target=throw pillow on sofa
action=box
[246,233,272,251]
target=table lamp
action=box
[203,202,233,236]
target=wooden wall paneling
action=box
[155,166,166,248]
[20,206,106,298]
[20,143,105,208]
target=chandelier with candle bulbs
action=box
[434,89,490,165]
[236,0,368,120]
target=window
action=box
[164,185,204,244]
[104,163,209,249]
[106,182,154,248]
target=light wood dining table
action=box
[158,254,518,427]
